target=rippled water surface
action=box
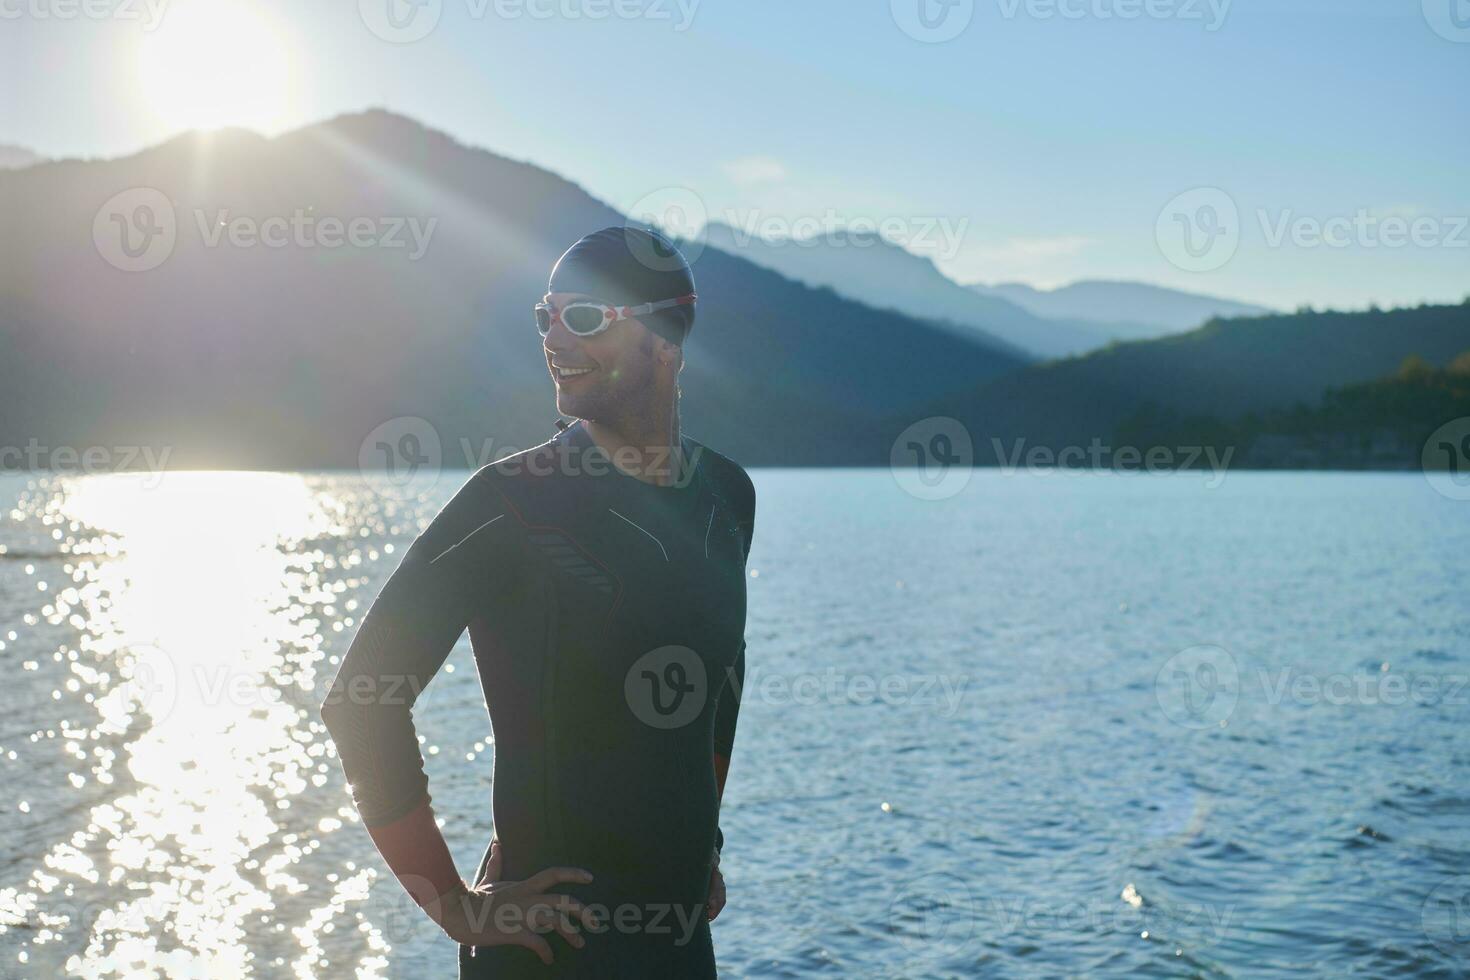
[0,469,1466,978]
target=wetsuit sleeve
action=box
[320,467,511,907]
[712,640,745,859]
[712,641,745,761]
[712,466,755,857]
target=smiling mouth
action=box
[553,364,597,382]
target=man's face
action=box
[542,291,662,421]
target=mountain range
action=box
[0,111,1022,468]
[2,110,1465,471]
[703,222,1269,357]
[970,280,1271,339]
[900,302,1470,464]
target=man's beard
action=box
[559,360,654,425]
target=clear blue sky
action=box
[5,0,1467,310]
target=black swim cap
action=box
[547,226,697,345]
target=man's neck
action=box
[582,411,683,487]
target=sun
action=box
[139,0,293,133]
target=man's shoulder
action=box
[471,425,576,487]
[690,437,755,517]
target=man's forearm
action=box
[363,796,464,914]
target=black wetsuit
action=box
[322,419,754,978]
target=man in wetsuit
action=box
[320,227,754,978]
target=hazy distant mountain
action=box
[898,302,1470,463]
[703,222,1123,359]
[0,144,43,170]
[0,111,1026,469]
[971,279,1272,338]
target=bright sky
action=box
[4,0,1467,310]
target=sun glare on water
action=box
[0,472,399,977]
[139,0,293,134]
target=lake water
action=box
[0,468,1466,978]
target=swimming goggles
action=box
[535,294,696,338]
